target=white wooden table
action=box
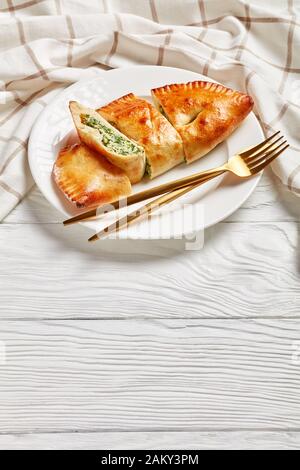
[1,168,300,450]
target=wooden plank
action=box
[0,319,300,433]
[1,431,300,450]
[4,170,300,225]
[0,221,299,319]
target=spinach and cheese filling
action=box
[81,114,141,156]
[159,105,168,120]
[144,160,152,177]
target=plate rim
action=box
[28,65,263,236]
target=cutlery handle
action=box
[88,171,220,242]
[123,168,225,205]
[65,168,226,226]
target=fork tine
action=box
[243,135,284,163]
[249,140,287,169]
[250,144,289,174]
[239,131,281,158]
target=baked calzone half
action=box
[151,81,254,163]
[98,94,185,179]
[53,143,131,208]
[69,101,146,184]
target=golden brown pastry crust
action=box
[69,101,145,184]
[151,81,254,163]
[98,94,185,179]
[53,143,131,208]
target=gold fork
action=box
[64,131,282,226]
[88,132,288,242]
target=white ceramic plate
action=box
[29,66,263,239]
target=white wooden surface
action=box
[0,167,300,449]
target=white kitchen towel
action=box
[0,0,299,220]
